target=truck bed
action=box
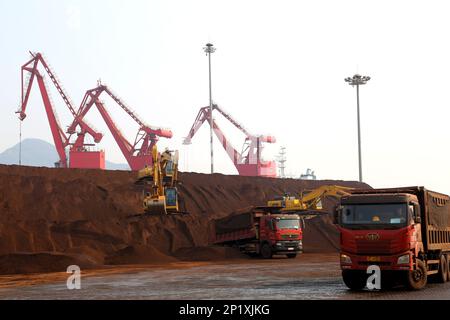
[212,210,257,244]
[213,228,257,244]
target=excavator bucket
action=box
[144,196,167,215]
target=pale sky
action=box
[1,0,450,193]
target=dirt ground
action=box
[1,253,450,300]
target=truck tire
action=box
[405,260,427,290]
[260,243,273,259]
[447,254,450,281]
[438,255,448,283]
[342,270,366,291]
[286,253,297,259]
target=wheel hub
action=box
[413,269,422,282]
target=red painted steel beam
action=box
[183,104,277,177]
[72,85,172,170]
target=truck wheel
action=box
[406,260,427,290]
[342,270,366,291]
[438,255,448,283]
[260,243,273,259]
[447,255,450,281]
[286,253,297,259]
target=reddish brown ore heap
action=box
[0,165,369,274]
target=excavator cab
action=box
[166,160,174,175]
[165,187,179,212]
[163,159,175,183]
[268,192,299,208]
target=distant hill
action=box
[0,138,130,170]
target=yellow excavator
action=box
[136,145,182,215]
[267,185,354,215]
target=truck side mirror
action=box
[333,206,342,225]
[300,218,305,230]
[413,204,421,223]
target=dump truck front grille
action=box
[281,234,299,239]
[356,239,392,254]
[358,261,391,266]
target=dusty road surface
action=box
[0,253,449,300]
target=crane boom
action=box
[182,106,210,145]
[213,105,252,137]
[95,100,134,156]
[183,104,277,177]
[35,72,69,167]
[17,52,104,168]
[19,53,102,139]
[211,117,241,165]
[72,85,173,170]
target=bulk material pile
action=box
[0,165,369,274]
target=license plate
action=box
[288,248,294,251]
[367,256,380,262]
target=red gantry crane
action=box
[17,52,105,169]
[68,84,173,170]
[183,104,277,177]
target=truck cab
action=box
[213,209,303,259]
[336,187,450,290]
[257,214,303,258]
[338,193,421,270]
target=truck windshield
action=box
[341,204,408,228]
[276,219,300,229]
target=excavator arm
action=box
[267,185,354,215]
[299,185,354,210]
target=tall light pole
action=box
[204,43,216,174]
[345,74,370,182]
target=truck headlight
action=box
[397,254,410,265]
[340,254,352,264]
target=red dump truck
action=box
[212,207,303,258]
[336,186,450,290]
